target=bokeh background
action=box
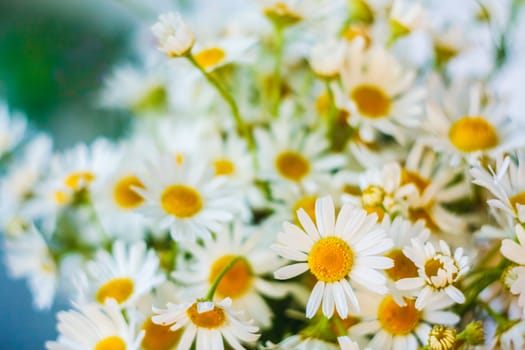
[0,0,188,347]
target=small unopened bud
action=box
[428,325,456,350]
[151,12,195,57]
[460,320,485,346]
[362,185,385,208]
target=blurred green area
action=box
[0,0,137,147]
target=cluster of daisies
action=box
[2,0,525,349]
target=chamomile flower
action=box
[273,196,393,319]
[471,152,525,222]
[151,12,195,57]
[152,297,260,350]
[309,39,346,79]
[396,239,470,309]
[388,0,426,40]
[76,240,165,308]
[172,223,289,328]
[420,78,524,164]
[4,225,57,309]
[0,100,27,158]
[192,37,256,72]
[136,153,242,242]
[261,0,343,27]
[500,224,525,312]
[334,38,424,144]
[350,292,459,350]
[255,117,345,192]
[46,299,143,350]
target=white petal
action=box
[316,196,335,237]
[274,263,309,280]
[306,281,325,318]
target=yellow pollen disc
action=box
[264,2,302,26]
[409,207,439,231]
[64,171,95,190]
[141,317,182,350]
[194,47,226,69]
[341,25,371,47]
[378,296,420,335]
[509,191,525,212]
[308,236,354,282]
[424,258,444,278]
[361,185,385,208]
[213,159,235,176]
[53,190,69,204]
[96,277,134,304]
[316,92,330,116]
[175,153,184,166]
[160,184,203,218]
[293,195,317,225]
[208,255,252,299]
[351,85,391,118]
[94,336,126,350]
[448,116,498,152]
[385,249,418,281]
[401,170,430,194]
[275,150,310,181]
[133,85,167,112]
[187,303,226,329]
[113,175,145,209]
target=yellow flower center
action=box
[64,171,95,190]
[187,303,226,329]
[308,237,354,282]
[401,170,430,194]
[275,150,310,181]
[264,2,302,26]
[341,25,371,47]
[194,47,226,70]
[208,255,253,299]
[428,325,457,350]
[378,296,420,335]
[361,185,385,208]
[351,85,391,118]
[96,277,134,304]
[160,184,203,218]
[509,191,525,212]
[409,207,439,231]
[132,85,167,112]
[53,190,69,205]
[316,92,330,116]
[141,317,182,350]
[293,195,317,224]
[113,175,145,209]
[448,116,498,153]
[213,159,235,176]
[424,257,444,278]
[94,336,126,350]
[385,249,418,281]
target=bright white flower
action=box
[151,12,195,57]
[0,101,27,158]
[172,223,289,328]
[350,292,459,350]
[261,0,343,26]
[396,239,470,309]
[471,152,525,223]
[334,38,424,143]
[76,240,165,307]
[255,117,345,193]
[152,297,260,350]
[46,300,143,350]
[500,224,525,312]
[4,225,57,310]
[273,196,393,318]
[192,36,256,72]
[136,153,242,242]
[309,39,346,79]
[389,0,426,37]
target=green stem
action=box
[271,24,284,117]
[324,81,337,143]
[205,256,243,301]
[186,54,255,152]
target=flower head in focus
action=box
[151,12,195,57]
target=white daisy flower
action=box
[273,196,393,318]
[192,36,256,72]
[76,240,165,307]
[260,0,343,27]
[151,12,195,57]
[471,152,525,223]
[172,223,290,328]
[152,297,260,350]
[0,100,27,158]
[46,299,144,350]
[420,78,524,165]
[255,117,345,193]
[136,153,242,242]
[396,239,470,309]
[350,292,459,350]
[4,225,57,310]
[334,38,424,144]
[389,0,426,38]
[500,224,525,312]
[309,39,346,79]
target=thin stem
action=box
[205,255,243,301]
[186,54,255,152]
[270,24,285,117]
[324,80,338,147]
